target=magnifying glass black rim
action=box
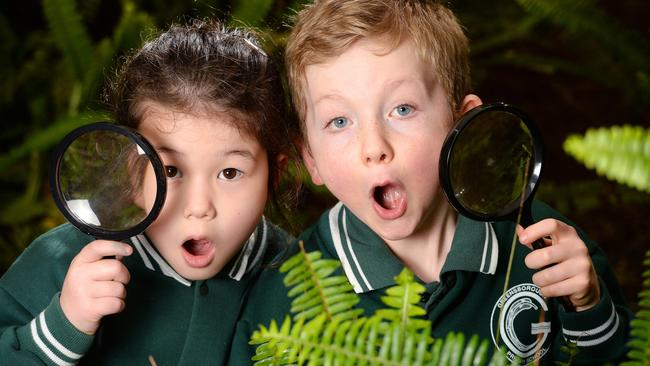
[439,102,544,221]
[49,121,167,241]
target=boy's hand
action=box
[517,219,601,312]
[60,240,132,335]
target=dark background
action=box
[0,0,648,311]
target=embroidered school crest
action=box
[490,283,551,364]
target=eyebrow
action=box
[312,92,345,107]
[312,78,421,106]
[155,146,255,160]
[225,149,255,160]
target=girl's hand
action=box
[60,240,132,335]
[517,219,600,312]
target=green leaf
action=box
[252,249,508,365]
[230,0,275,26]
[0,111,108,171]
[42,0,93,82]
[564,125,650,192]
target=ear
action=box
[276,153,288,173]
[300,143,324,186]
[270,153,289,190]
[459,94,483,115]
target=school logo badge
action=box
[490,283,551,364]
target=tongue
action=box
[184,239,212,256]
[379,186,404,210]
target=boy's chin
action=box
[363,215,417,242]
[371,225,415,242]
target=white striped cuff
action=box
[562,300,620,347]
[18,294,94,365]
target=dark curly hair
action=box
[105,19,297,219]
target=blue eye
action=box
[394,105,413,117]
[329,117,349,129]
[218,168,243,180]
[165,166,181,179]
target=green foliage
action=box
[467,0,650,106]
[563,126,650,193]
[250,244,511,365]
[280,246,363,322]
[231,0,276,26]
[43,0,94,83]
[620,249,650,366]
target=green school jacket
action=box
[0,218,291,365]
[230,201,632,365]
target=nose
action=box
[361,119,394,165]
[183,179,217,220]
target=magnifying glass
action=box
[440,102,573,309]
[439,102,544,246]
[49,122,166,241]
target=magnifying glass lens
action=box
[449,110,536,217]
[52,122,166,240]
[58,130,151,231]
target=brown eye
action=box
[165,166,180,178]
[218,168,242,180]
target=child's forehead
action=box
[302,36,435,85]
[133,101,263,149]
[136,100,252,134]
[302,39,437,96]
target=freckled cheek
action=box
[320,142,356,172]
[405,141,442,186]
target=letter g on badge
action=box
[490,283,551,364]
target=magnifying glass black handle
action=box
[522,208,575,312]
[531,239,546,250]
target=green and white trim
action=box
[326,202,500,293]
[19,295,93,366]
[130,217,270,286]
[562,300,620,347]
[329,203,372,293]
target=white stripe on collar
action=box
[229,217,268,281]
[248,218,268,273]
[479,222,499,274]
[329,202,371,293]
[130,234,191,287]
[341,208,372,291]
[130,235,154,271]
[130,218,269,286]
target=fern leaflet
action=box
[620,249,650,366]
[564,125,650,193]
[251,245,512,365]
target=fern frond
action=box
[0,111,108,171]
[556,340,579,366]
[230,0,275,27]
[515,0,650,73]
[42,0,93,83]
[82,2,155,108]
[563,125,650,192]
[280,241,362,323]
[375,268,428,331]
[252,315,403,366]
[622,249,650,365]
[111,1,155,52]
[252,249,512,365]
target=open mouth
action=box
[372,183,407,219]
[181,239,216,268]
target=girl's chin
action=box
[178,265,222,281]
